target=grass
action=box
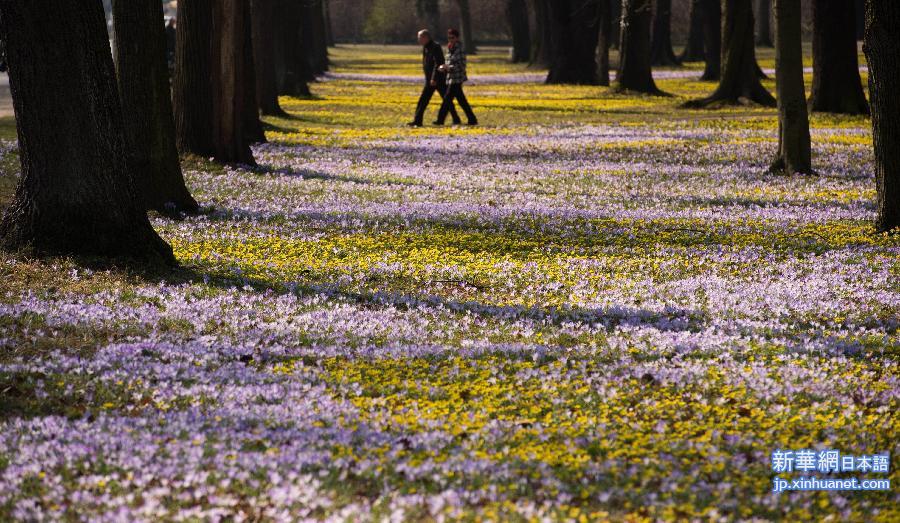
[0,117,18,205]
[0,45,896,522]
[264,45,869,150]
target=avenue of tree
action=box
[0,0,896,264]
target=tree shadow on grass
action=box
[145,262,894,363]
[0,244,888,423]
[673,194,876,213]
[132,262,709,335]
[250,163,377,185]
[188,202,855,254]
[249,159,435,189]
[0,255,706,421]
[338,139,782,174]
[261,118,313,136]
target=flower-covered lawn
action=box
[0,46,897,521]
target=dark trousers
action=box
[437,83,477,125]
[414,82,459,125]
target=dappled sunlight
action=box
[0,42,897,521]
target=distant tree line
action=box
[323,0,823,46]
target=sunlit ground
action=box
[0,45,896,521]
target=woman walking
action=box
[436,28,478,126]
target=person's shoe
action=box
[467,121,478,126]
[406,121,422,127]
[452,120,462,125]
[432,120,444,126]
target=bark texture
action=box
[323,0,334,46]
[113,0,199,215]
[700,0,721,80]
[545,0,602,85]
[616,0,664,94]
[531,0,554,67]
[855,0,864,40]
[597,0,614,86]
[276,0,312,96]
[507,0,531,63]
[252,0,284,116]
[770,0,812,175]
[173,0,215,157]
[0,0,174,263]
[174,0,258,164]
[456,0,477,55]
[686,0,775,107]
[864,0,900,231]
[809,0,869,115]
[211,0,258,163]
[416,0,441,33]
[303,0,328,75]
[610,0,622,49]
[756,0,773,46]
[680,0,705,62]
[650,0,680,66]
[300,0,328,78]
[241,0,265,144]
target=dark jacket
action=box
[422,40,447,85]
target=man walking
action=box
[408,29,459,127]
[436,28,477,126]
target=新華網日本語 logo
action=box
[771,449,891,493]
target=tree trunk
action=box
[545,0,602,85]
[531,0,554,67]
[855,0,864,40]
[173,0,257,161]
[756,0,773,46]
[770,0,812,175]
[211,0,257,164]
[241,0,265,144]
[416,0,441,34]
[680,0,705,62]
[301,0,328,76]
[650,0,680,66]
[700,0,721,80]
[808,0,869,115]
[252,0,284,116]
[864,0,900,231]
[173,0,215,157]
[323,0,334,47]
[0,0,174,263]
[610,0,622,50]
[616,0,664,94]
[300,2,315,78]
[686,0,775,107]
[507,0,531,63]
[276,0,312,96]
[457,0,477,55]
[112,0,199,216]
[597,0,613,86]
[311,0,329,73]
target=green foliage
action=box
[364,0,419,43]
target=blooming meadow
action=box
[0,46,897,521]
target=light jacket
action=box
[445,43,468,85]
